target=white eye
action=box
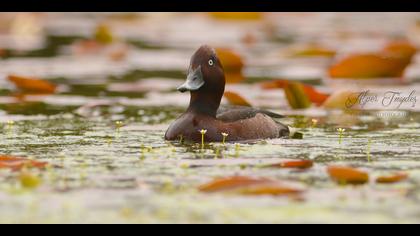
[208,59,214,66]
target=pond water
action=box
[0,13,420,223]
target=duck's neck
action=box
[187,89,224,117]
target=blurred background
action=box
[1,12,420,114]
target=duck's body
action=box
[165,45,289,142]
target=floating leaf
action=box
[382,40,417,61]
[327,166,369,184]
[329,53,408,78]
[261,80,328,106]
[376,173,408,184]
[224,91,252,107]
[209,12,263,21]
[198,176,273,193]
[198,176,303,196]
[289,45,336,58]
[284,81,312,109]
[8,75,57,94]
[302,85,330,106]
[260,80,289,90]
[215,48,244,83]
[0,155,48,171]
[239,183,304,196]
[269,160,313,169]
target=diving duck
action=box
[165,45,289,142]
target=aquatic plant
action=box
[200,129,207,150]
[115,121,124,133]
[337,128,346,145]
[367,138,372,162]
[311,119,318,128]
[6,120,15,135]
[221,132,229,145]
[235,143,240,158]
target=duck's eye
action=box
[208,59,214,66]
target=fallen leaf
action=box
[329,53,409,78]
[270,160,313,169]
[8,75,57,94]
[260,80,289,90]
[0,155,48,171]
[289,45,336,58]
[239,183,304,196]
[198,176,274,193]
[382,40,417,61]
[327,166,369,184]
[261,80,328,106]
[301,85,330,106]
[198,176,304,196]
[284,81,312,109]
[224,91,252,106]
[209,12,263,21]
[376,173,408,184]
[215,48,244,83]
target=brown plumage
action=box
[165,45,289,142]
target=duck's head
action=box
[178,45,225,94]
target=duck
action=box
[165,45,290,142]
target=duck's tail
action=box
[275,121,290,137]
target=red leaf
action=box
[376,173,408,184]
[0,155,48,171]
[8,75,57,94]
[198,176,273,193]
[224,91,252,107]
[260,80,329,106]
[270,160,314,169]
[327,166,369,184]
[198,176,304,196]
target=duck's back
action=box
[217,106,290,138]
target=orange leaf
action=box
[198,176,273,193]
[290,46,336,58]
[284,81,312,109]
[209,12,263,21]
[224,91,252,107]
[0,155,48,171]
[270,160,313,169]
[376,173,408,184]
[261,80,329,106]
[327,166,369,184]
[8,75,57,94]
[239,183,304,196]
[215,48,244,83]
[198,176,303,196]
[260,80,289,90]
[382,40,417,61]
[302,85,330,106]
[329,53,408,79]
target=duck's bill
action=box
[177,65,205,92]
